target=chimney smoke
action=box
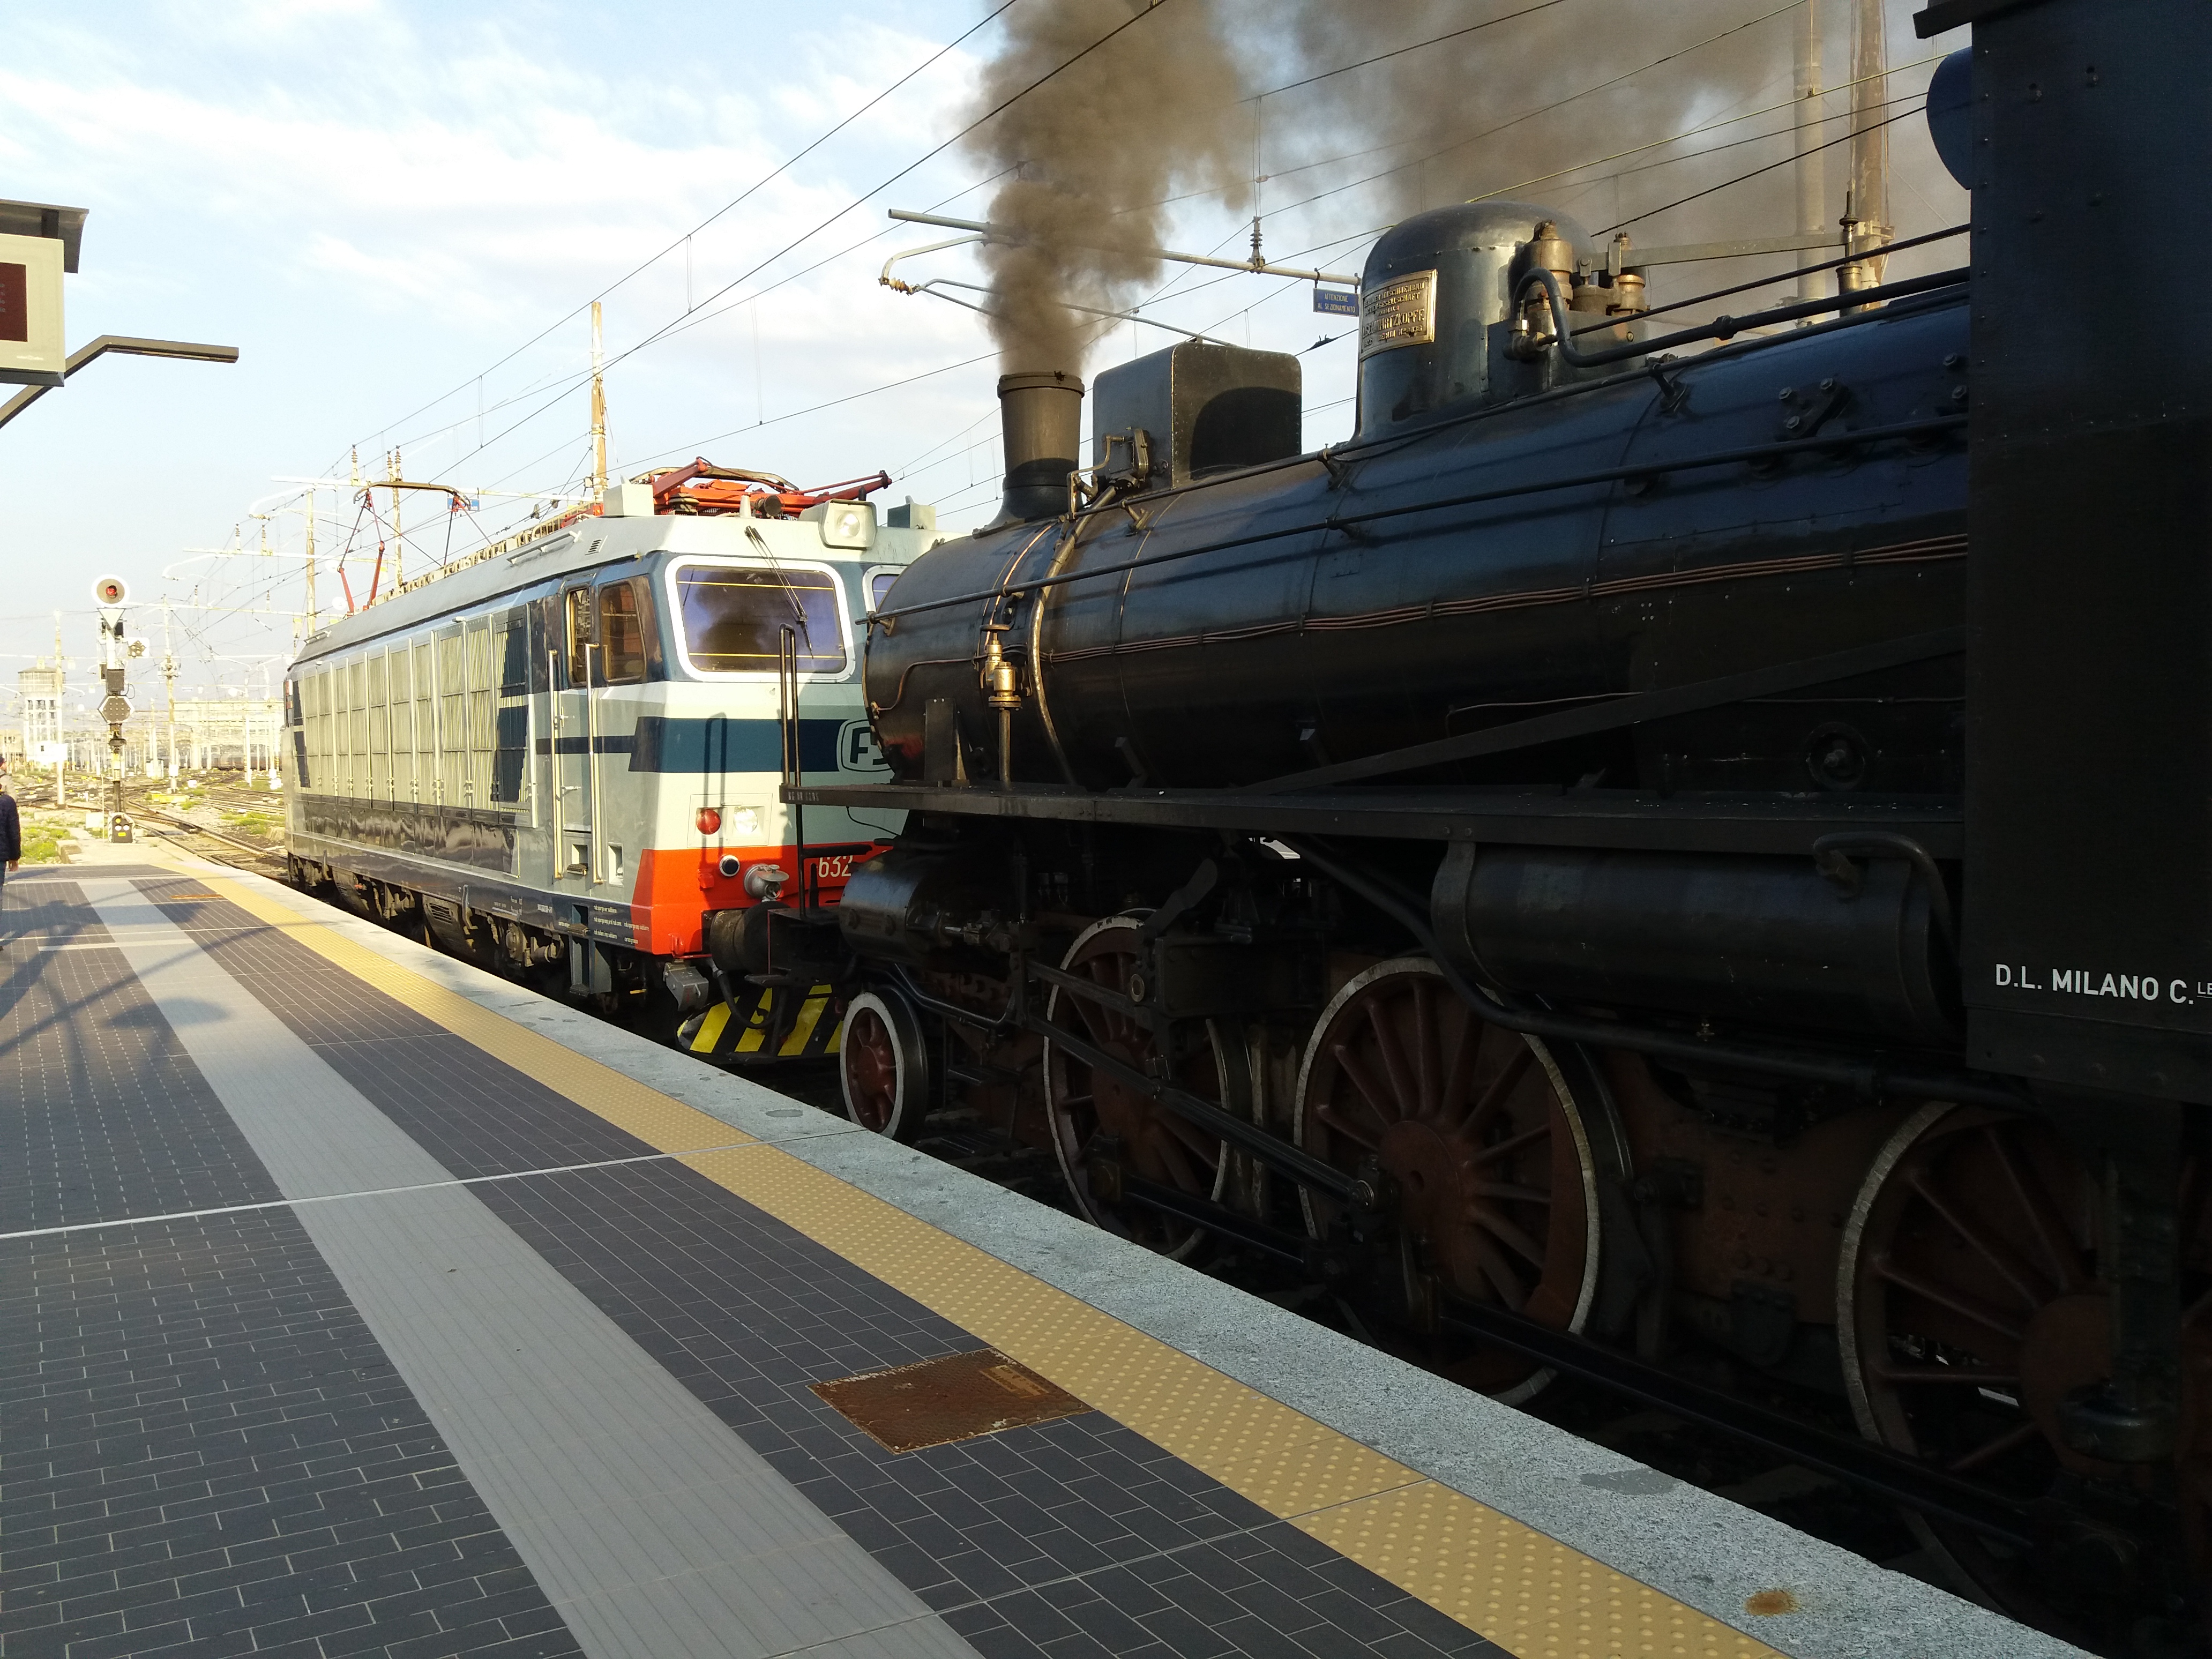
[962,0,1250,378]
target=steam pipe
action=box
[1517,263,1969,369]
[888,208,1362,287]
[1573,222,1967,338]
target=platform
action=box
[0,839,2079,1659]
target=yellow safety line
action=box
[190,870,1784,1659]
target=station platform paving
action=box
[0,839,2082,1659]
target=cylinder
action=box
[1430,843,1957,1042]
[993,370,1085,526]
[838,841,1015,966]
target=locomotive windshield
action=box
[670,562,848,676]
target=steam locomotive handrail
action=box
[1568,221,1969,338]
[1244,627,1967,793]
[1276,834,2028,1111]
[868,413,1969,627]
[1522,263,1972,368]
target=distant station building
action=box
[15,661,63,767]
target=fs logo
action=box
[839,719,888,772]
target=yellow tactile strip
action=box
[189,869,1782,1659]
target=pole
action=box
[162,599,177,783]
[53,610,65,808]
[1848,0,1892,283]
[1795,1,1827,305]
[388,446,404,589]
[589,301,608,504]
[303,491,317,634]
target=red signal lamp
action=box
[696,807,721,835]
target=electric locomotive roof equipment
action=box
[789,1,2212,1647]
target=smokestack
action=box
[992,370,1084,525]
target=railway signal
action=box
[92,575,135,841]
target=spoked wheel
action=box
[839,989,929,1141]
[1044,917,1250,1261]
[1293,958,1602,1403]
[1840,1103,2212,1645]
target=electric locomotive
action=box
[799,8,2212,1648]
[282,465,943,1058]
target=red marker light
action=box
[696,807,722,835]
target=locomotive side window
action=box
[438,628,466,807]
[387,647,414,801]
[413,639,435,799]
[491,611,530,805]
[466,621,494,807]
[597,579,649,685]
[869,571,898,611]
[563,586,595,679]
[670,562,848,676]
[348,657,369,794]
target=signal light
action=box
[696,806,722,835]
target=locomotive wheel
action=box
[1839,1102,2211,1641]
[839,989,929,1142]
[1043,917,1247,1261]
[1292,958,1602,1404]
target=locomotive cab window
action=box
[596,578,652,685]
[563,585,595,678]
[668,560,849,677]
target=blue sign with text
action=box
[1312,287,1359,316]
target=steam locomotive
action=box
[788,6,2212,1649]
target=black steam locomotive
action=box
[776,4,2212,1646]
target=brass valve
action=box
[981,625,1022,712]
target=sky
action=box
[0,0,1965,717]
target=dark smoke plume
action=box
[1247,0,1775,234]
[963,0,1250,373]
[961,1,1964,372]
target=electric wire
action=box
[344,0,1023,458]
[1598,101,1924,235]
[415,1,1184,481]
[1468,56,1941,205]
[1244,0,1576,102]
[1247,0,1809,228]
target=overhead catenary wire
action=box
[1231,0,1812,232]
[1242,0,1577,103]
[415,3,1185,483]
[342,0,1024,461]
[1467,54,1942,206]
[1597,101,1924,235]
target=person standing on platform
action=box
[0,767,19,939]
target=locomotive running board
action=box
[794,780,1964,857]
